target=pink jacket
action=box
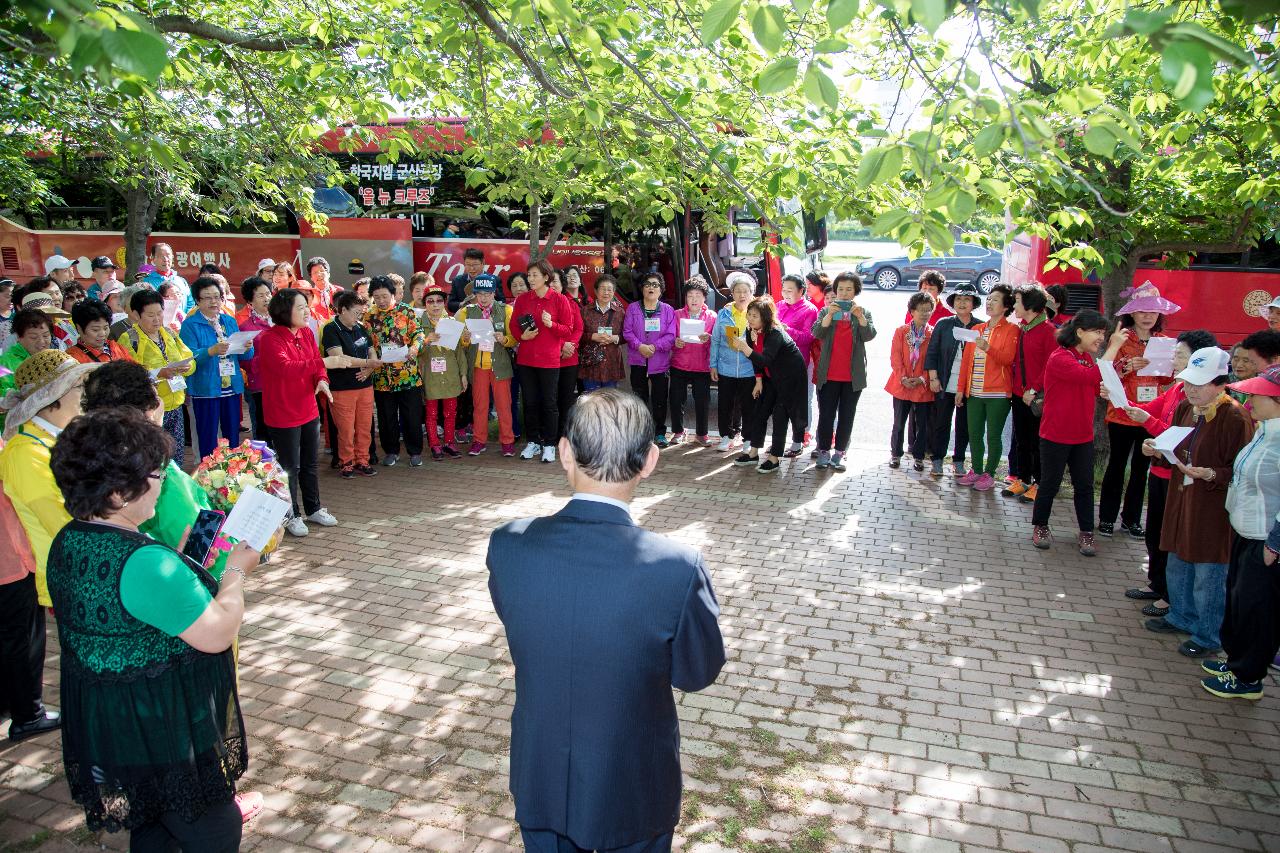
[670,307,715,373]
[777,299,819,365]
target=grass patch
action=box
[750,726,780,749]
[1,829,53,853]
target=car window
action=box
[954,245,983,257]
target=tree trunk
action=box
[527,200,543,262]
[1100,256,1137,318]
[123,187,161,279]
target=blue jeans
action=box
[1165,553,1229,650]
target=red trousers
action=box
[329,387,374,468]
[472,368,514,445]
[426,397,458,448]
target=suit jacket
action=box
[486,498,725,849]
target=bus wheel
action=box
[976,271,999,293]
[874,268,901,290]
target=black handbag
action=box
[1018,327,1045,417]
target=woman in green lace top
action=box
[46,408,261,851]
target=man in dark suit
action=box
[487,388,725,853]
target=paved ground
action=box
[4,290,1280,852]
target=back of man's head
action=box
[564,389,654,484]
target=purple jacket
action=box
[623,301,677,374]
[777,298,819,365]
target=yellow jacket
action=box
[118,325,196,411]
[0,421,69,605]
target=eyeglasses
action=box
[148,470,168,484]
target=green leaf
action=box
[356,43,375,59]
[909,0,947,35]
[790,0,814,13]
[923,219,955,253]
[1121,7,1175,35]
[755,56,799,93]
[701,0,742,44]
[978,178,1009,199]
[1160,40,1215,111]
[802,64,839,109]
[856,145,903,188]
[814,38,848,52]
[98,26,168,80]
[946,189,976,223]
[1082,125,1117,157]
[583,98,604,127]
[751,4,788,54]
[972,123,1004,156]
[825,0,859,32]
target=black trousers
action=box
[717,376,755,439]
[247,391,271,444]
[747,380,806,457]
[374,387,424,457]
[890,398,930,459]
[1144,475,1169,599]
[0,573,45,725]
[129,798,242,852]
[929,391,969,464]
[271,417,322,518]
[815,381,860,453]
[1100,422,1152,526]
[1222,536,1280,683]
[520,365,561,445]
[1033,438,1095,532]
[556,363,580,438]
[630,366,670,437]
[456,384,473,434]
[1010,397,1042,485]
[669,368,711,436]
[1008,416,1021,480]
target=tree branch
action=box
[456,0,572,99]
[150,14,352,51]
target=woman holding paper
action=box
[710,272,759,452]
[118,289,196,466]
[623,274,677,446]
[418,282,470,459]
[955,285,1019,491]
[668,276,716,444]
[257,288,353,537]
[1099,282,1181,539]
[237,276,275,443]
[885,292,936,470]
[180,277,253,461]
[45,408,263,850]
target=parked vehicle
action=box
[855,244,1003,292]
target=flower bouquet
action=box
[192,439,290,557]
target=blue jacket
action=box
[709,306,755,378]
[179,312,249,398]
[487,498,724,849]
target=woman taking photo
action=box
[1032,310,1121,555]
[513,259,575,462]
[180,277,251,460]
[811,272,876,472]
[237,276,274,443]
[1099,282,1181,538]
[118,289,196,466]
[623,274,677,446]
[956,284,1018,491]
[47,408,263,850]
[710,272,759,452]
[257,288,353,537]
[67,300,133,364]
[578,275,626,391]
[729,296,808,473]
[885,292,935,470]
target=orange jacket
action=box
[885,323,935,402]
[958,317,1018,398]
[1105,332,1173,426]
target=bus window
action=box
[1245,238,1280,270]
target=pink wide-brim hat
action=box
[1228,364,1280,397]
[1116,281,1181,315]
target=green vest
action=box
[459,303,515,381]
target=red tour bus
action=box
[1003,233,1278,344]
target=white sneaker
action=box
[520,442,542,460]
[541,445,556,463]
[716,436,732,452]
[285,517,309,537]
[307,508,338,527]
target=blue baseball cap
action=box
[472,273,499,293]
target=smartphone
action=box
[183,508,226,567]
[518,314,537,333]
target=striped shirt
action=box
[970,325,1002,397]
[1226,417,1280,543]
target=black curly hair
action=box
[51,408,173,520]
[82,361,162,415]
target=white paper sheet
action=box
[679,318,706,343]
[1099,360,1129,408]
[221,486,291,553]
[163,357,192,372]
[952,327,979,343]
[465,318,496,344]
[1152,425,1194,466]
[110,312,128,325]
[1138,337,1177,376]
[379,344,409,363]
[162,299,182,328]
[432,316,465,350]
[225,330,259,355]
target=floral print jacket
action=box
[365,304,426,392]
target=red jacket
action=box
[559,293,584,368]
[885,323,934,402]
[1011,316,1056,396]
[513,289,576,369]
[1132,383,1186,482]
[257,324,329,429]
[1039,346,1102,445]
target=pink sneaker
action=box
[468,441,486,456]
[697,434,711,446]
[501,443,516,457]
[973,473,996,491]
[957,470,980,486]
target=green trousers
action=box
[965,395,1012,476]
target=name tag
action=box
[479,339,494,353]
[218,360,235,377]
[1136,385,1157,403]
[430,357,447,373]
[644,317,661,332]
[354,336,367,347]
[167,376,187,393]
[598,326,612,336]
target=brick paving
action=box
[3,434,1280,853]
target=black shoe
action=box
[9,711,60,742]
[1125,588,1160,600]
[913,458,925,471]
[356,464,378,477]
[757,458,780,473]
[888,457,901,469]
[1097,522,1115,536]
[1125,522,1145,539]
[1142,603,1170,617]
[733,454,757,466]
[1179,640,1221,658]
[340,467,356,479]
[1146,617,1188,635]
